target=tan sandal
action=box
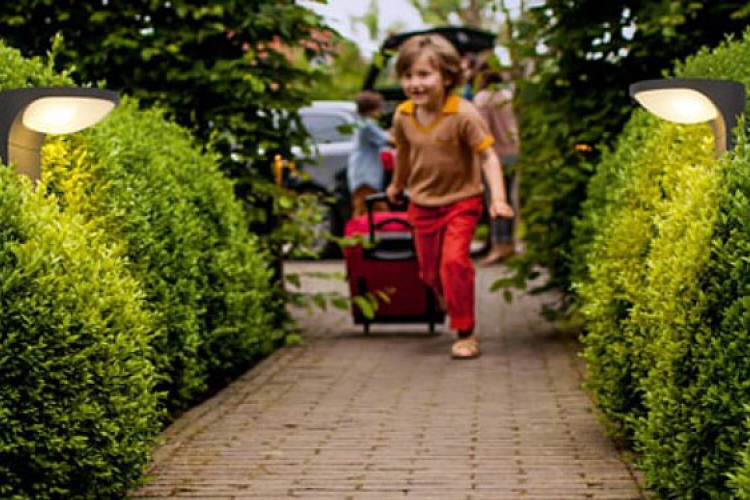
[451,336,480,360]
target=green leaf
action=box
[352,295,375,319]
[286,272,301,289]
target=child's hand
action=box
[386,184,404,204]
[489,200,514,219]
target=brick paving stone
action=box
[130,260,647,500]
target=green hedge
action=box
[43,99,281,411]
[0,167,162,498]
[575,29,750,498]
[577,114,715,433]
[0,40,286,497]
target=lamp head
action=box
[629,78,746,155]
[22,96,117,135]
[632,87,717,124]
[0,87,119,181]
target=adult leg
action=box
[481,155,517,265]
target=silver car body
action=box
[293,100,357,195]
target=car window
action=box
[301,114,352,144]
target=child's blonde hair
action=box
[395,34,464,95]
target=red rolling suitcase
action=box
[343,193,444,335]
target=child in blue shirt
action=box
[348,91,393,217]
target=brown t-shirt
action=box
[392,94,494,207]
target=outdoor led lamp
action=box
[630,78,746,156]
[0,87,120,181]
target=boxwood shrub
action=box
[578,115,715,434]
[0,167,162,498]
[0,39,285,498]
[42,98,281,412]
[633,33,750,499]
[575,29,750,499]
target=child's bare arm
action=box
[386,142,409,203]
[386,130,396,147]
[387,114,409,203]
[479,148,514,219]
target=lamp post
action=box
[629,78,746,156]
[0,87,120,181]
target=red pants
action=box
[407,196,483,332]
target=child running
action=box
[385,34,514,360]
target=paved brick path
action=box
[131,260,647,499]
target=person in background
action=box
[473,70,520,265]
[347,90,393,217]
[386,34,514,360]
[460,53,478,100]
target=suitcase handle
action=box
[364,192,408,211]
[365,217,415,260]
[365,192,409,244]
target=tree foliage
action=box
[513,0,750,312]
[0,1,342,326]
[0,1,332,192]
[409,0,487,28]
[310,37,370,100]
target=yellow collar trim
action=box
[397,94,461,115]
